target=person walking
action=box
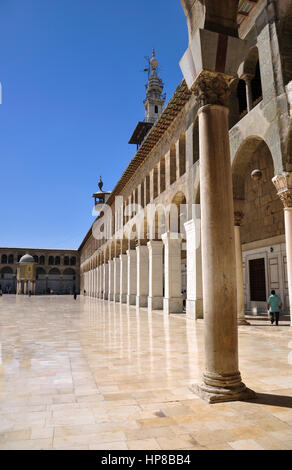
[267,290,282,326]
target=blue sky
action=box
[0,0,187,249]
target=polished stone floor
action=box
[1,295,292,450]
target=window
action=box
[155,105,158,114]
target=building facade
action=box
[0,248,80,295]
[78,0,292,402]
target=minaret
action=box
[129,49,166,148]
[144,49,165,124]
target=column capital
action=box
[272,172,292,208]
[161,231,182,243]
[233,199,244,226]
[193,71,232,107]
[240,73,253,83]
[234,211,244,226]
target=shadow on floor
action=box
[245,392,292,408]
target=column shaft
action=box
[127,249,137,305]
[184,219,203,319]
[162,232,183,314]
[120,254,128,303]
[103,263,109,300]
[148,240,163,310]
[136,245,149,307]
[194,103,253,402]
[113,257,120,302]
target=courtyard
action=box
[0,296,292,450]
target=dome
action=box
[19,253,35,263]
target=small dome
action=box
[19,253,35,263]
[150,48,158,70]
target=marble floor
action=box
[0,295,292,450]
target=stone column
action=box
[184,219,203,319]
[17,280,21,295]
[99,265,103,298]
[108,259,114,301]
[95,267,99,297]
[162,232,183,314]
[234,206,250,325]
[120,253,128,303]
[113,257,120,302]
[273,173,292,326]
[190,72,254,403]
[242,74,253,113]
[136,244,149,307]
[103,263,109,300]
[127,249,137,305]
[148,240,163,310]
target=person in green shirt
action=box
[267,290,282,326]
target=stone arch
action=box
[180,0,239,41]
[171,191,187,237]
[63,268,75,276]
[49,268,61,276]
[232,136,284,244]
[1,266,13,274]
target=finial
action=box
[98,175,103,192]
[150,48,158,70]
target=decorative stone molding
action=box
[192,71,232,107]
[272,172,292,208]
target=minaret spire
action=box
[144,48,165,123]
[128,49,166,148]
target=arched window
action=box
[39,256,45,265]
[70,256,76,266]
[251,61,263,106]
[1,254,7,264]
[48,256,54,265]
[237,79,248,117]
[64,256,69,265]
[36,267,46,279]
[33,255,39,263]
[8,254,14,264]
[155,105,158,114]
[55,256,60,265]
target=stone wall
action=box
[241,141,284,244]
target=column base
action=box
[120,293,127,303]
[238,318,250,325]
[136,295,148,307]
[186,299,204,319]
[127,294,136,305]
[190,372,256,404]
[148,296,163,311]
[163,297,183,314]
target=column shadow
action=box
[245,392,292,408]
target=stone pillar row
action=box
[83,223,250,323]
[83,233,186,314]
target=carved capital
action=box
[234,211,244,226]
[272,173,292,208]
[192,71,232,107]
